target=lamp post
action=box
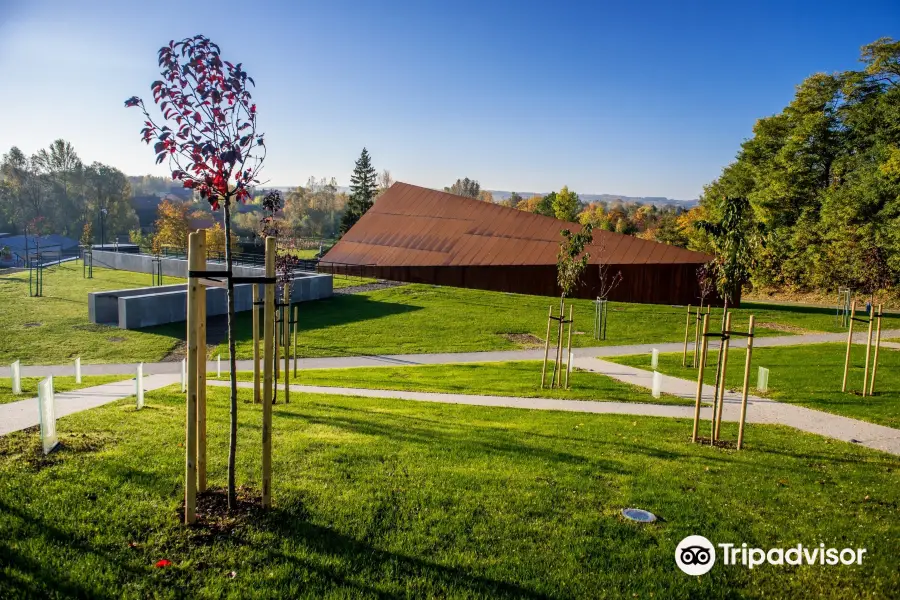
[99,208,108,249]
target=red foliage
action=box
[125,35,265,211]
[154,559,172,568]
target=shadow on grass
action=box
[277,404,629,475]
[0,498,137,599]
[259,505,551,599]
[140,294,423,345]
[741,301,839,317]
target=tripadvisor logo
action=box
[675,535,716,575]
[675,536,867,574]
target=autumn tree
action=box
[519,192,555,217]
[445,177,480,199]
[153,198,191,251]
[80,220,93,248]
[126,35,266,509]
[503,191,523,208]
[206,221,239,255]
[553,186,580,222]
[377,169,394,196]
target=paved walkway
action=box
[0,374,180,436]
[572,357,900,456]
[3,329,898,378]
[2,366,898,457]
[2,328,899,456]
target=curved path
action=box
[2,329,898,378]
[1,330,898,457]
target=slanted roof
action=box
[324,182,711,267]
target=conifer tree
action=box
[341,147,377,234]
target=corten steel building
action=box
[322,182,721,306]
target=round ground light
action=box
[621,508,657,523]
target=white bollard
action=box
[217,354,221,379]
[11,360,21,395]
[136,363,144,409]
[652,371,662,399]
[757,366,769,393]
[75,357,82,384]
[38,375,58,455]
[181,358,187,393]
[651,348,659,370]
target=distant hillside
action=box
[488,190,698,209]
[230,183,698,209]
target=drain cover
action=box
[622,508,657,523]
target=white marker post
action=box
[181,358,187,393]
[651,348,659,370]
[11,360,21,395]
[136,363,144,409]
[217,354,221,379]
[38,376,58,455]
[652,371,662,399]
[75,357,82,384]
[757,367,769,393]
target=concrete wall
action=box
[89,273,333,329]
[91,250,269,279]
[89,283,185,324]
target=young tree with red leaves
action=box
[125,35,265,509]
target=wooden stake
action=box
[709,315,726,444]
[704,305,711,366]
[252,284,261,404]
[691,314,710,443]
[553,300,565,388]
[541,306,552,389]
[682,304,691,367]
[184,232,200,524]
[564,305,574,389]
[737,316,755,450]
[274,304,280,382]
[862,304,875,398]
[283,286,290,404]
[842,301,856,393]
[693,303,701,368]
[196,231,208,493]
[262,237,275,509]
[714,311,732,441]
[293,305,299,378]
[869,304,883,395]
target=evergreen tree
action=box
[341,147,378,235]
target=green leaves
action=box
[556,223,593,297]
[697,37,900,295]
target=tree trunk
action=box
[224,198,238,510]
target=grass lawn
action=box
[1,386,897,598]
[6,263,900,367]
[608,343,900,429]
[331,275,379,290]
[0,375,132,405]
[215,284,900,360]
[0,262,182,365]
[234,360,692,405]
[290,248,320,259]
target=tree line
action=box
[0,140,138,242]
[691,37,900,296]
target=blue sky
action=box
[0,0,897,199]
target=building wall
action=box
[327,263,731,306]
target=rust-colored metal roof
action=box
[323,182,712,267]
